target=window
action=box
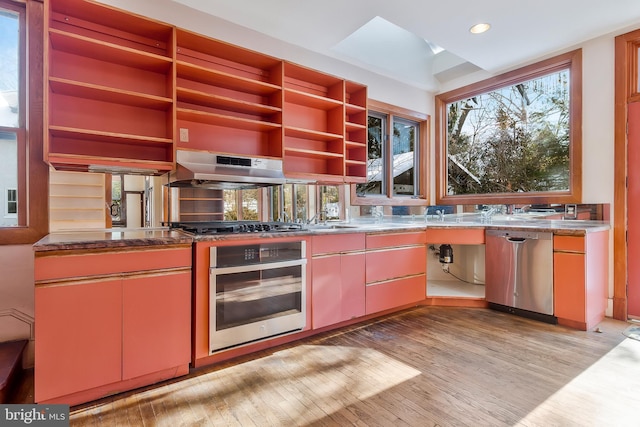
[6,188,16,215]
[0,0,47,244]
[353,100,429,205]
[435,50,582,205]
[224,189,260,221]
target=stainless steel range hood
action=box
[169,150,286,189]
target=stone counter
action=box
[33,229,193,252]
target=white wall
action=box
[0,245,34,367]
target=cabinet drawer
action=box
[366,245,426,283]
[553,235,585,253]
[426,228,485,244]
[35,247,192,282]
[312,233,365,256]
[366,275,426,315]
[366,231,426,249]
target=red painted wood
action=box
[312,233,365,255]
[554,235,585,252]
[366,275,426,315]
[311,255,342,329]
[366,245,426,284]
[553,231,609,330]
[35,248,191,282]
[35,280,122,402]
[366,231,427,249]
[554,250,586,325]
[122,272,191,380]
[425,228,486,244]
[628,101,640,317]
[341,252,366,320]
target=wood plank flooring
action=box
[17,307,640,426]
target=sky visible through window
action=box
[0,9,19,127]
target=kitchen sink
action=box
[307,223,360,230]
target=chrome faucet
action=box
[436,209,445,222]
[374,209,384,223]
[481,208,496,223]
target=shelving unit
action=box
[46,0,175,174]
[177,188,224,222]
[175,29,284,159]
[344,81,368,182]
[49,170,105,231]
[283,63,346,182]
[44,1,369,182]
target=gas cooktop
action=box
[166,221,306,235]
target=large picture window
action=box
[435,50,582,205]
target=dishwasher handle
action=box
[506,237,527,243]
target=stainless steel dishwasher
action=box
[485,229,555,322]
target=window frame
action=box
[351,99,430,206]
[0,0,48,245]
[435,49,582,205]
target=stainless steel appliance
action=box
[485,229,555,322]
[209,241,307,352]
[169,150,286,189]
[167,220,306,235]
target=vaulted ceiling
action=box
[170,0,640,91]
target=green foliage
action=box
[446,70,570,196]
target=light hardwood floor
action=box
[21,307,640,426]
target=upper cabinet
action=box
[175,29,283,159]
[283,63,367,183]
[45,0,175,174]
[44,0,367,182]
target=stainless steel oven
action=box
[209,241,306,352]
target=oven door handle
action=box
[210,259,307,275]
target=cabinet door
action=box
[35,280,122,402]
[366,275,426,315]
[553,252,586,323]
[341,252,366,321]
[311,255,342,329]
[122,271,192,380]
[366,245,426,283]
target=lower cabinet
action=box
[34,246,192,405]
[553,231,609,330]
[311,234,366,329]
[365,231,427,315]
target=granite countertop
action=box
[33,228,194,252]
[33,216,611,250]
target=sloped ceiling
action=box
[170,0,640,91]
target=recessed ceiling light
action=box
[469,23,491,34]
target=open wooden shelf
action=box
[49,29,172,73]
[284,89,343,110]
[177,108,281,131]
[49,126,173,146]
[176,87,281,116]
[50,78,172,110]
[47,153,174,173]
[176,61,281,96]
[284,126,343,142]
[284,147,343,160]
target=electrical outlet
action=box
[565,204,577,220]
[179,128,189,143]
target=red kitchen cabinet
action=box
[122,271,191,380]
[34,246,192,405]
[311,234,366,329]
[553,231,609,330]
[35,279,122,402]
[365,231,427,314]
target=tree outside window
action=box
[436,50,582,205]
